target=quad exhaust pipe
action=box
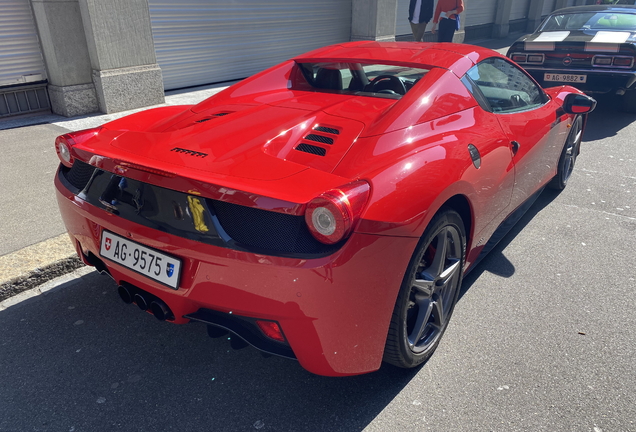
[117,284,174,321]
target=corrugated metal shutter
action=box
[463,0,498,27]
[0,0,46,87]
[149,0,352,90]
[542,0,557,16]
[510,0,530,20]
[396,0,412,36]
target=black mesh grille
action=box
[295,143,326,156]
[62,160,96,190]
[304,134,334,145]
[209,199,340,255]
[314,126,340,135]
[213,112,231,116]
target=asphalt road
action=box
[2,86,635,431]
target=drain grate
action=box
[0,83,50,118]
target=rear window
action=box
[541,11,636,31]
[292,62,429,99]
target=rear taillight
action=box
[527,54,544,64]
[55,127,102,168]
[613,57,634,67]
[305,180,370,245]
[511,54,527,63]
[593,56,613,66]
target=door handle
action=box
[510,141,520,155]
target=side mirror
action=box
[563,93,597,114]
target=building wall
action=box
[1,0,576,118]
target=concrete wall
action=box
[30,0,163,117]
[352,0,398,41]
[31,0,98,117]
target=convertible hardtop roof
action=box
[293,41,505,77]
[549,4,636,15]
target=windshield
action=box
[292,62,429,99]
[541,11,636,31]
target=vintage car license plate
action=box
[100,230,182,289]
[544,73,587,83]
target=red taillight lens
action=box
[511,54,527,63]
[613,57,633,67]
[55,127,102,168]
[305,180,370,245]
[255,320,286,343]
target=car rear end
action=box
[53,123,418,377]
[507,6,636,95]
[509,38,636,95]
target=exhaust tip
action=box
[150,300,174,321]
[117,285,133,304]
[133,293,148,311]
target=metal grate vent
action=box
[304,134,334,145]
[62,160,96,190]
[295,143,327,156]
[313,126,340,135]
[0,84,50,118]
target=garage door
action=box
[542,0,557,16]
[149,0,352,90]
[396,0,412,36]
[510,0,530,20]
[463,0,498,27]
[0,0,46,87]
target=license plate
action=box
[544,73,587,83]
[100,231,182,289]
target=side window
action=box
[465,58,547,113]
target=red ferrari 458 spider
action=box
[54,42,596,376]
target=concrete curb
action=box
[0,265,95,310]
[0,234,84,303]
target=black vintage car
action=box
[507,5,636,111]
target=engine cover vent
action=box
[313,126,340,135]
[295,143,327,156]
[195,112,233,123]
[304,134,334,145]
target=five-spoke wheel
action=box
[550,115,583,190]
[384,208,466,368]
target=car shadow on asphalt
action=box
[0,271,421,432]
[459,186,563,299]
[576,93,636,141]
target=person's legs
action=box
[410,21,428,42]
[438,18,456,42]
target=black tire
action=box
[622,89,636,113]
[549,115,583,190]
[383,208,466,368]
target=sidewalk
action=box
[0,37,520,303]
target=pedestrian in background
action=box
[409,0,434,42]
[431,0,464,43]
